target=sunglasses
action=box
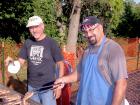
[81,24,99,37]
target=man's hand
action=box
[53,77,65,99]
[53,88,62,99]
[5,56,13,66]
[22,91,34,105]
[53,78,65,90]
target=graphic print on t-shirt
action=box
[30,45,44,65]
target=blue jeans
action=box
[28,85,56,105]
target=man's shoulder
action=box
[45,37,57,43]
[105,38,122,50]
[23,37,35,45]
[104,38,125,56]
[25,37,35,42]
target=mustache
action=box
[32,32,37,34]
[87,35,96,39]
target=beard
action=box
[87,35,97,45]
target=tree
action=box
[80,0,124,36]
[0,0,33,42]
[32,0,59,41]
[55,0,68,45]
[59,0,125,53]
[0,0,60,42]
[66,0,81,53]
[114,0,140,37]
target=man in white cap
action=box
[5,16,64,105]
[54,16,128,105]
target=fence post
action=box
[136,38,140,70]
[1,42,5,85]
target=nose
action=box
[84,31,92,38]
[32,27,36,32]
[30,27,37,32]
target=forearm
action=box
[112,79,127,105]
[18,58,25,66]
[54,61,64,99]
[54,68,80,96]
[5,56,25,66]
[61,70,80,84]
[57,61,64,77]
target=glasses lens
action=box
[81,25,93,31]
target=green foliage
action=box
[1,0,140,43]
[134,5,140,19]
[114,0,140,37]
[107,0,124,29]
[0,0,33,42]
[31,0,60,41]
[0,0,61,43]
[79,0,124,40]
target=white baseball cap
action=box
[26,16,43,27]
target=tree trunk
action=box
[66,0,81,53]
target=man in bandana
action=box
[54,16,128,105]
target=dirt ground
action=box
[126,70,140,105]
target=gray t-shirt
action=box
[78,38,128,85]
[19,37,63,88]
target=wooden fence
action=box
[113,38,140,72]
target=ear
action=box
[98,24,103,32]
[40,23,45,30]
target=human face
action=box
[29,23,45,41]
[82,24,103,45]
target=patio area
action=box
[126,70,140,105]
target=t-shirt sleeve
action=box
[108,42,128,82]
[51,40,64,62]
[18,41,28,60]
